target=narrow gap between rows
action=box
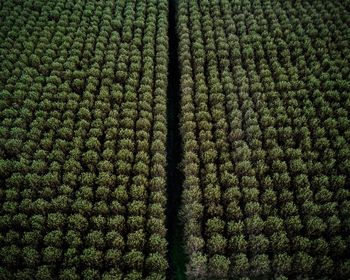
[166,0,186,279]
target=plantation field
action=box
[0,0,168,279]
[1,0,350,279]
[178,0,350,279]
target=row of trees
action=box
[0,0,169,279]
[178,0,350,279]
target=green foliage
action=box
[1,0,350,279]
[0,2,169,279]
[178,0,350,279]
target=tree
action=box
[273,253,292,276]
[250,254,270,276]
[68,214,88,232]
[186,252,207,279]
[228,234,247,253]
[82,150,99,166]
[42,246,62,264]
[59,268,80,280]
[245,215,264,235]
[249,234,269,253]
[22,247,40,267]
[127,230,145,251]
[226,202,243,220]
[101,269,123,280]
[123,250,144,271]
[36,265,53,280]
[44,230,63,247]
[231,253,249,277]
[81,247,103,267]
[270,232,289,252]
[145,253,168,273]
[285,215,303,234]
[86,231,104,249]
[205,217,225,236]
[207,234,227,255]
[82,268,100,280]
[292,252,314,275]
[208,254,230,278]
[148,234,167,255]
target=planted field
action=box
[178,0,350,279]
[1,0,350,279]
[0,0,168,279]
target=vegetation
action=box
[0,0,168,278]
[177,0,350,279]
[1,0,350,279]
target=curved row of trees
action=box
[0,0,168,279]
[178,0,350,279]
